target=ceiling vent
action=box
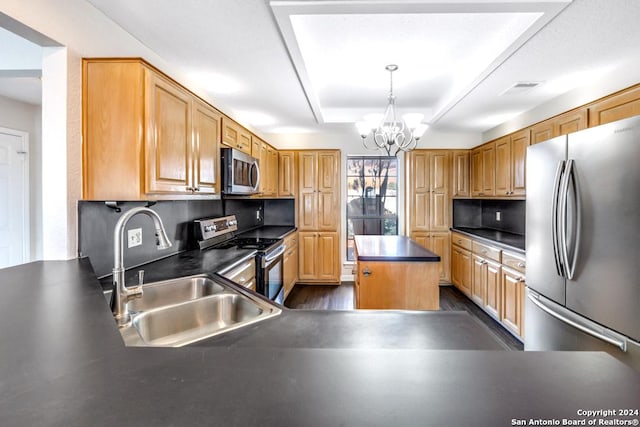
[500,81,543,96]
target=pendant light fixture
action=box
[356,64,428,156]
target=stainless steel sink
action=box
[126,276,225,312]
[117,274,281,347]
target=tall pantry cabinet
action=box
[406,150,451,282]
[297,150,341,283]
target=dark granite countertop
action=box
[2,259,639,425]
[237,225,296,239]
[451,226,526,253]
[354,235,441,262]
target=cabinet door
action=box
[298,232,317,280]
[317,232,339,281]
[501,267,525,338]
[494,136,511,197]
[298,152,317,230]
[283,239,298,297]
[429,232,450,282]
[221,117,240,150]
[484,259,501,319]
[554,109,586,136]
[429,151,450,231]
[588,85,640,126]
[192,100,220,194]
[481,143,495,196]
[451,150,470,198]
[530,120,554,145]
[260,142,269,195]
[251,136,261,159]
[268,145,278,195]
[317,151,339,231]
[278,151,297,197]
[470,148,483,196]
[450,246,461,287]
[145,72,192,194]
[471,255,485,305]
[510,130,529,197]
[411,233,429,249]
[409,151,430,231]
[458,248,473,297]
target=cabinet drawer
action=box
[472,241,501,262]
[502,251,526,274]
[284,233,298,249]
[220,259,256,288]
[451,232,472,251]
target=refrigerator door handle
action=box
[559,159,573,279]
[566,160,581,280]
[527,290,627,351]
[551,160,566,277]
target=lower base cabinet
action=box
[298,232,340,283]
[450,246,472,297]
[283,232,298,298]
[450,232,526,341]
[411,232,450,282]
[501,266,526,338]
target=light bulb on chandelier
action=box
[356,64,428,157]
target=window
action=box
[346,156,398,261]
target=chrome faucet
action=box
[110,207,172,326]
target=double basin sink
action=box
[116,275,281,347]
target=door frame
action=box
[0,126,30,264]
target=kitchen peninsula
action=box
[354,235,441,310]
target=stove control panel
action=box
[195,215,238,241]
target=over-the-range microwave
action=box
[221,147,260,195]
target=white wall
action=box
[0,94,42,261]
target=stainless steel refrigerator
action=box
[525,115,640,371]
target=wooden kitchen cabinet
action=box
[530,120,554,145]
[471,243,502,320]
[251,136,278,197]
[298,150,340,232]
[407,150,451,232]
[411,232,450,282]
[494,136,511,197]
[221,117,251,154]
[278,151,297,198]
[588,84,640,127]
[554,109,587,136]
[406,150,452,283]
[191,100,221,194]
[451,150,470,198]
[298,231,339,282]
[82,58,221,199]
[283,232,299,298]
[450,244,472,297]
[489,130,528,198]
[470,143,495,197]
[501,266,526,338]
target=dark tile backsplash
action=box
[79,197,296,278]
[453,199,525,235]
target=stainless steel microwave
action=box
[221,148,260,195]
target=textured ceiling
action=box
[2,0,640,140]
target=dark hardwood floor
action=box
[285,282,524,351]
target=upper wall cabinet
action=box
[82,58,221,200]
[531,109,587,145]
[588,85,640,127]
[221,117,252,155]
[298,150,340,232]
[278,151,297,198]
[470,143,495,197]
[451,150,470,198]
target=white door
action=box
[0,130,29,268]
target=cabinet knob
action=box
[517,262,525,268]
[362,267,372,277]
[193,187,200,192]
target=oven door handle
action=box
[264,244,286,264]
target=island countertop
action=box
[354,235,441,262]
[1,258,639,425]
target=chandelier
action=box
[356,64,428,157]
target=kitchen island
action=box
[1,256,639,426]
[354,235,441,310]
